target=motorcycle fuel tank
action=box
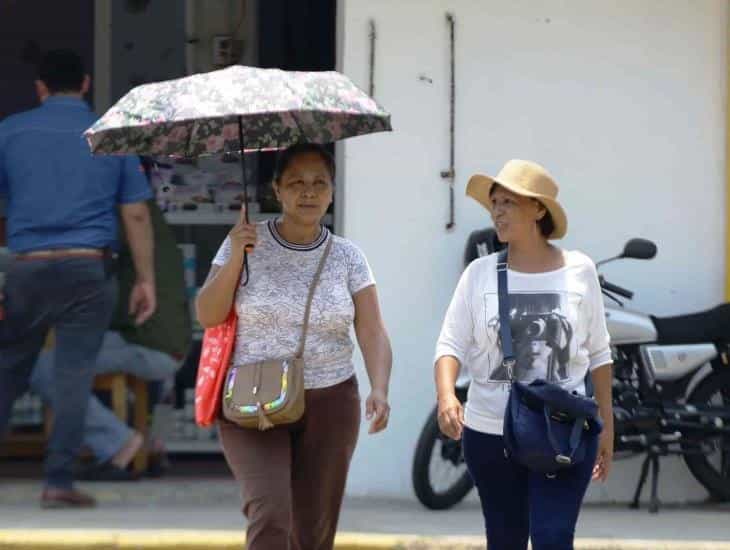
[605,306,657,345]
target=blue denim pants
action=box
[462,427,598,550]
[0,257,115,489]
[29,331,179,464]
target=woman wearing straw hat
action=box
[433,160,614,549]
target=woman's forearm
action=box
[590,363,614,432]
[195,251,245,328]
[357,325,392,394]
[435,356,461,399]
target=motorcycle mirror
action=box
[620,238,657,260]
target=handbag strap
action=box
[544,406,586,464]
[295,235,333,358]
[496,249,516,379]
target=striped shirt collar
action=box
[268,218,328,251]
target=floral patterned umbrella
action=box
[84,65,391,158]
[85,65,391,285]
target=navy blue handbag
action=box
[497,250,602,474]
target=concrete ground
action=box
[1,479,729,543]
[1,458,728,549]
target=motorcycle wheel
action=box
[412,405,474,510]
[683,371,730,501]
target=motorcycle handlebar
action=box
[601,279,634,300]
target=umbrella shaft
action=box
[238,115,250,224]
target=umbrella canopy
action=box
[84,65,391,157]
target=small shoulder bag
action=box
[222,237,333,430]
[497,249,603,474]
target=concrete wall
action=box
[339,0,728,502]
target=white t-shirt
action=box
[212,219,375,389]
[434,250,612,435]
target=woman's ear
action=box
[272,180,280,201]
[534,199,547,221]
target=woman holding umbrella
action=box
[84,66,394,547]
[196,143,393,550]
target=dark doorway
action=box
[257,0,336,72]
[0,0,94,119]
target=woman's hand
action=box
[437,392,464,440]
[365,388,390,434]
[229,204,258,253]
[592,427,614,482]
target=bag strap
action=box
[544,406,586,465]
[295,235,333,358]
[496,249,516,379]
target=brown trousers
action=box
[218,376,361,550]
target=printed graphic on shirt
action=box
[487,292,573,383]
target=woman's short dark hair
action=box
[488,183,555,238]
[537,210,555,238]
[38,49,85,93]
[273,143,335,183]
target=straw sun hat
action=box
[466,159,567,239]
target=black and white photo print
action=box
[487,292,573,383]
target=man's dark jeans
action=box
[0,256,115,489]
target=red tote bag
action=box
[194,310,237,427]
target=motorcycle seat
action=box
[651,303,730,345]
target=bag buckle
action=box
[502,358,516,379]
[555,454,572,466]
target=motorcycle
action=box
[412,238,730,512]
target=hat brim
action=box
[466,174,567,239]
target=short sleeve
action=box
[434,262,476,366]
[584,261,612,370]
[346,241,375,295]
[117,156,153,204]
[212,235,232,266]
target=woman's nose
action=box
[301,183,316,196]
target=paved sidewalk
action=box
[0,478,728,548]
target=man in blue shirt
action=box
[0,50,157,508]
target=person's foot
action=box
[110,431,144,470]
[40,487,96,509]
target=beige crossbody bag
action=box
[222,237,333,430]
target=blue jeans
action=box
[29,331,178,464]
[0,257,115,489]
[462,427,598,550]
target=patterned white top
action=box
[212,219,375,389]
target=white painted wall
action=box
[339,0,728,503]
